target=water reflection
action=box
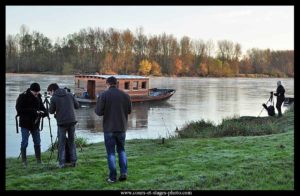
[75,106,100,132]
[131,101,174,130]
[75,101,174,133]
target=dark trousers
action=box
[57,125,77,166]
[276,99,284,116]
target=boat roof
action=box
[75,74,149,80]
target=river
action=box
[5,73,294,157]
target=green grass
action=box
[177,106,294,138]
[6,107,294,190]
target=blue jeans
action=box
[104,132,127,181]
[57,125,77,166]
[21,127,41,149]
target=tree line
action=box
[6,25,294,77]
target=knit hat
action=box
[30,83,41,92]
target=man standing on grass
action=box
[274,81,285,117]
[47,83,80,168]
[95,76,132,183]
[16,82,48,167]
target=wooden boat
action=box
[74,74,175,105]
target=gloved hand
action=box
[37,110,48,117]
[37,110,44,116]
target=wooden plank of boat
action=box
[75,88,175,104]
[131,88,176,102]
[76,97,96,104]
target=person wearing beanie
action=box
[16,82,48,167]
[30,83,41,92]
[274,81,285,117]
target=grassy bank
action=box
[177,106,294,138]
[6,108,294,190]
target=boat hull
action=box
[75,88,176,105]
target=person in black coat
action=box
[15,83,48,167]
[274,81,285,117]
[95,76,132,183]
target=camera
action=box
[64,87,71,93]
[44,92,50,98]
[37,110,45,117]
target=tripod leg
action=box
[47,136,58,165]
[41,118,44,131]
[45,115,55,163]
[258,96,272,117]
[257,107,265,117]
[48,117,53,145]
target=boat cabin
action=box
[74,74,149,100]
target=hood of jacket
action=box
[54,88,67,97]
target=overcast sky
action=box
[6,6,294,54]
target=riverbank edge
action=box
[5,108,294,190]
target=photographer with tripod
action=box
[47,83,80,168]
[15,83,48,167]
[273,81,285,117]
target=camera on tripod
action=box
[44,92,50,98]
[36,110,45,117]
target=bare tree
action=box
[206,39,215,58]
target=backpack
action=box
[262,103,275,116]
[267,105,275,116]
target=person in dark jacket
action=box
[274,81,285,117]
[47,83,80,168]
[95,76,132,183]
[15,83,48,167]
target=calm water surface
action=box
[5,73,294,157]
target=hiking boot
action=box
[106,178,116,183]
[119,174,127,181]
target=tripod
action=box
[40,93,58,164]
[258,92,274,117]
